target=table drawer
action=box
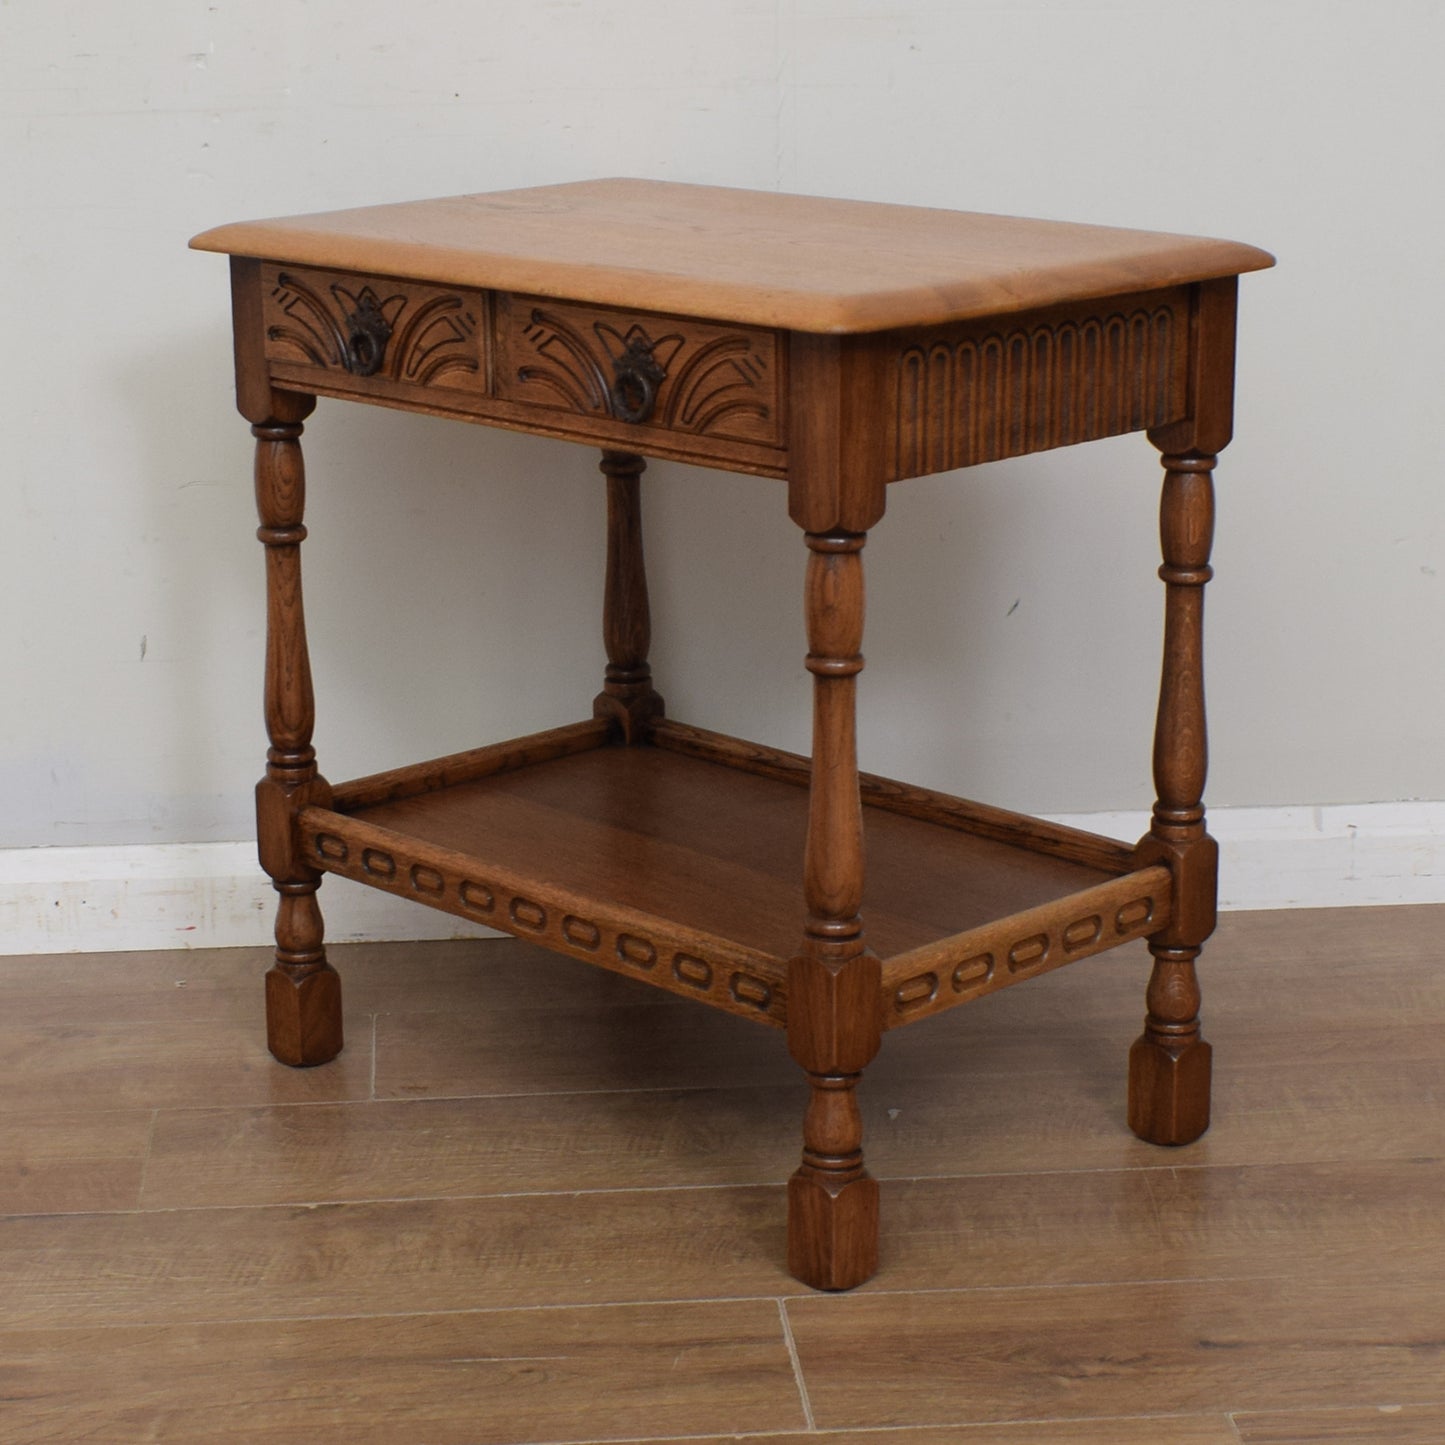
[262,263,486,397]
[493,292,782,446]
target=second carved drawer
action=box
[493,293,782,447]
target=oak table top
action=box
[190,176,1273,334]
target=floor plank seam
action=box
[776,1270,1299,1303]
[776,1296,817,1432]
[803,1414,1248,1435]
[17,1154,1390,1219]
[470,1424,1241,1445]
[0,1294,808,1333]
[870,1161,1271,1184]
[1230,1397,1445,1424]
[0,1267,1327,1336]
[369,1011,378,1100]
[481,1430,825,1445]
[367,1082,786,1105]
[0,1179,801,1220]
[132,1107,159,1209]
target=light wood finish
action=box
[4,907,1445,1439]
[649,717,1137,870]
[191,178,1272,334]
[0,1111,151,1216]
[329,717,612,811]
[1234,1405,1445,1444]
[26,1156,1445,1327]
[877,865,1172,1026]
[786,1274,1445,1430]
[602,1422,1244,1445]
[301,743,1133,1020]
[0,1014,373,1115]
[1,1302,804,1444]
[195,181,1270,1289]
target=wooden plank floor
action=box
[2,903,1443,1443]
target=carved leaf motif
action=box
[505,300,776,441]
[517,308,610,414]
[265,268,481,390]
[269,273,348,368]
[663,336,771,433]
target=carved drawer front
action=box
[493,293,782,446]
[262,263,486,396]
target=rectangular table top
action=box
[191,178,1272,335]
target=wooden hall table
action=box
[191,180,1272,1291]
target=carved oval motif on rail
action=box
[509,896,547,932]
[1007,932,1051,973]
[1063,914,1104,952]
[672,953,714,990]
[729,972,774,1012]
[361,848,397,880]
[458,880,495,914]
[562,915,603,951]
[1115,897,1156,933]
[952,952,995,993]
[408,864,445,897]
[616,933,658,969]
[893,972,939,1014]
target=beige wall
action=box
[3,0,1438,849]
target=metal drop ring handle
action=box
[609,349,666,424]
[342,297,393,377]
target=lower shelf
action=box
[299,719,1172,1029]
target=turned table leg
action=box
[1129,449,1217,1143]
[252,403,342,1067]
[787,529,881,1291]
[593,450,664,742]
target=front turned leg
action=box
[1130,451,1217,1144]
[787,530,881,1290]
[253,412,342,1066]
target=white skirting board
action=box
[0,842,500,956]
[4,802,1445,955]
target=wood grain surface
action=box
[340,743,1111,962]
[1234,1404,1445,1443]
[786,1272,1445,1428]
[191,179,1273,334]
[600,1424,1243,1445]
[3,903,1441,1442]
[0,1301,803,1444]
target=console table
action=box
[191,180,1271,1290]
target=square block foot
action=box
[1128,1034,1212,1145]
[265,962,344,1067]
[787,1170,879,1291]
